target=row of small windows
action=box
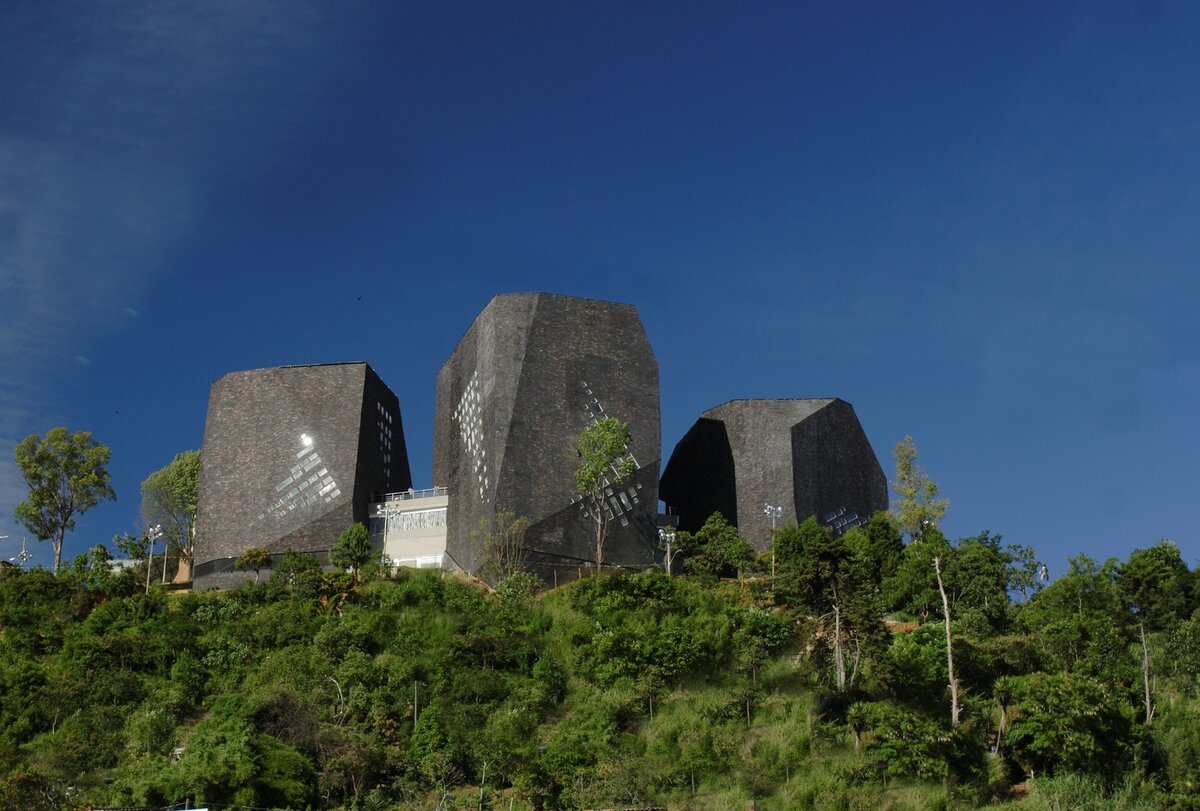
[376,401,395,485]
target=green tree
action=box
[852,701,953,780]
[677,512,755,579]
[998,671,1133,778]
[1117,541,1190,726]
[889,435,947,543]
[855,512,905,584]
[236,547,273,582]
[140,450,200,579]
[330,522,372,580]
[473,507,530,583]
[113,532,148,562]
[574,417,636,569]
[1005,542,1045,604]
[13,428,116,574]
[1118,540,1191,631]
[882,527,950,621]
[775,518,885,692]
[945,530,1011,636]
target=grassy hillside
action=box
[1,537,1198,810]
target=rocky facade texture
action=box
[432,293,660,579]
[660,399,887,550]
[193,362,411,588]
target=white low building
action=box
[368,488,453,571]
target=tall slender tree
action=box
[13,428,115,573]
[140,449,200,580]
[889,436,947,543]
[574,417,636,569]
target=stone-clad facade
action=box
[433,293,660,578]
[659,399,887,551]
[193,362,411,588]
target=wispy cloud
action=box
[0,1,334,538]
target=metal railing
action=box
[374,487,448,503]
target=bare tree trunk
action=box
[53,527,65,574]
[1140,621,1155,725]
[594,507,605,570]
[933,556,960,727]
[832,603,846,693]
[996,699,1008,754]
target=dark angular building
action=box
[193,362,411,587]
[660,399,887,551]
[433,293,660,578]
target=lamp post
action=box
[763,504,782,576]
[1,536,27,568]
[658,528,678,576]
[145,524,162,593]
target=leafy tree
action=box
[774,518,885,692]
[236,547,273,582]
[1118,540,1191,631]
[944,530,1011,636]
[854,512,905,584]
[889,435,947,543]
[1167,609,1200,698]
[882,527,951,621]
[113,532,148,562]
[1017,554,1128,677]
[676,512,755,579]
[574,416,636,568]
[1114,541,1191,727]
[140,450,200,579]
[330,523,372,580]
[473,507,530,583]
[998,671,1133,778]
[1005,542,1045,603]
[61,544,119,592]
[851,701,954,780]
[267,549,325,601]
[13,428,116,573]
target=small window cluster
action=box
[453,371,488,500]
[822,506,867,537]
[254,434,341,525]
[376,402,394,486]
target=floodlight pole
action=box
[658,528,678,576]
[145,525,162,593]
[763,504,782,576]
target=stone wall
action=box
[433,293,661,579]
[660,399,887,550]
[194,362,411,588]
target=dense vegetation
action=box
[2,520,1199,810]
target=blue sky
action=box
[2,1,1197,578]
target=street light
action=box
[6,537,31,567]
[763,504,783,576]
[658,528,679,576]
[145,525,162,592]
